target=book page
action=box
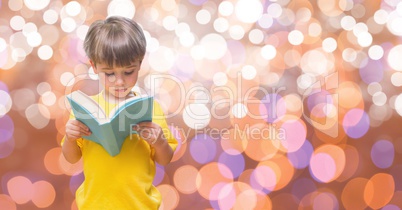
[69,91,107,121]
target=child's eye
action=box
[105,72,114,76]
[125,71,134,75]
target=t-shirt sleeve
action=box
[152,100,178,152]
[60,112,84,148]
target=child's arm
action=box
[62,119,90,163]
[133,122,174,166]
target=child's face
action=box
[92,60,141,99]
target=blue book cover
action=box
[66,90,153,156]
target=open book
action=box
[66,90,153,156]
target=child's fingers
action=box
[70,120,90,132]
[67,120,91,136]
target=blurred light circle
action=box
[219,1,234,16]
[213,72,228,86]
[353,22,369,37]
[179,31,195,47]
[25,104,50,129]
[341,15,356,31]
[343,109,370,139]
[297,73,315,89]
[359,59,384,84]
[43,10,59,25]
[368,45,383,60]
[76,25,89,41]
[26,31,42,47]
[395,94,402,116]
[300,49,333,76]
[183,103,211,129]
[288,30,304,45]
[342,177,369,209]
[322,37,337,53]
[258,14,274,29]
[153,164,165,186]
[148,46,176,72]
[367,82,382,96]
[232,103,248,118]
[267,3,282,18]
[163,16,178,31]
[8,0,23,11]
[374,9,388,24]
[235,0,263,23]
[60,17,77,33]
[157,185,179,210]
[357,32,373,47]
[391,72,402,87]
[0,38,6,52]
[386,13,402,36]
[310,145,345,183]
[173,165,198,194]
[41,91,56,106]
[0,194,16,210]
[7,176,33,204]
[37,45,53,60]
[280,119,307,153]
[31,181,56,208]
[197,163,234,200]
[107,0,135,19]
[229,25,245,40]
[249,29,264,44]
[241,65,256,80]
[175,23,190,37]
[309,22,322,37]
[190,134,217,164]
[313,192,339,210]
[0,115,13,143]
[214,17,229,33]
[382,204,400,210]
[388,45,402,71]
[364,173,395,209]
[309,153,336,182]
[65,1,81,17]
[342,48,357,62]
[260,45,276,60]
[371,140,394,169]
[60,72,75,86]
[218,152,245,179]
[11,88,36,111]
[11,48,26,62]
[0,91,12,117]
[200,33,227,60]
[372,92,387,106]
[287,139,313,169]
[196,9,211,25]
[251,165,277,191]
[23,0,50,11]
[10,16,25,31]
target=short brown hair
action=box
[83,16,146,67]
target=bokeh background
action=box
[1,0,402,209]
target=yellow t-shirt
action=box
[65,92,177,210]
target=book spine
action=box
[99,124,120,156]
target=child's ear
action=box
[89,60,97,73]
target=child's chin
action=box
[109,91,129,98]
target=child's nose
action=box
[115,75,124,85]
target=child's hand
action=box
[132,122,165,146]
[65,119,91,142]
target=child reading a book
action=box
[62,16,178,209]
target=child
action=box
[62,16,178,209]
